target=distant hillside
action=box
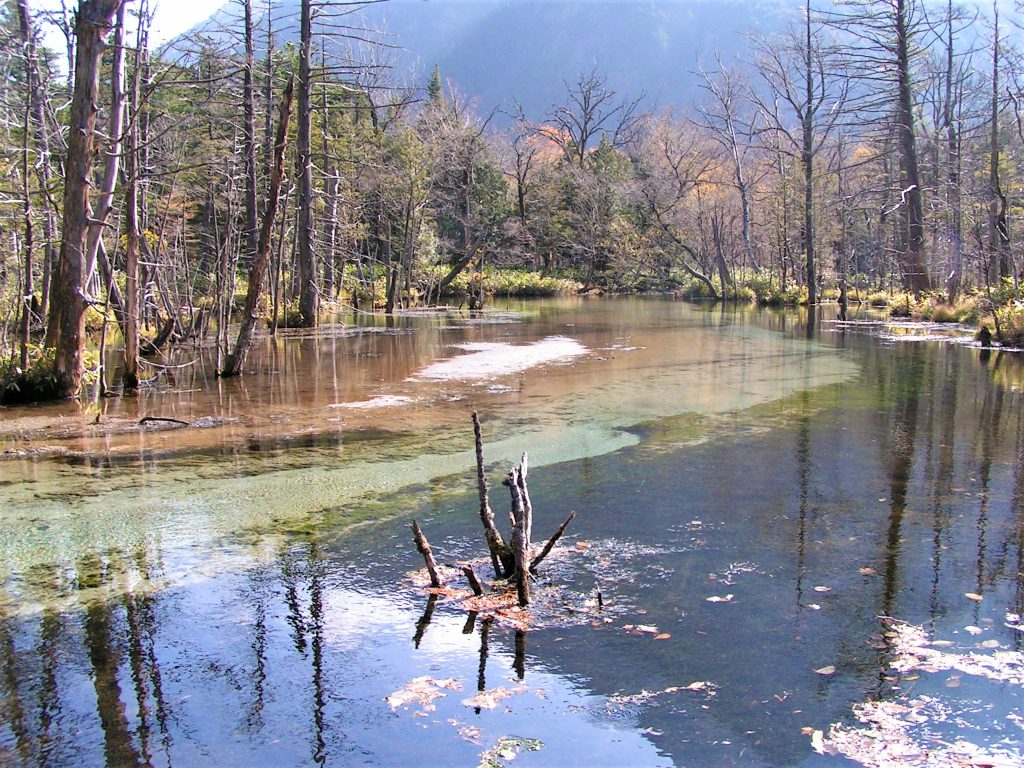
[182,0,801,119]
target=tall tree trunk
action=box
[16,0,57,324]
[802,0,817,306]
[987,2,1011,280]
[82,2,127,296]
[296,0,318,326]
[221,77,295,377]
[20,94,34,372]
[123,6,149,390]
[242,0,259,269]
[944,0,963,302]
[895,0,930,294]
[49,0,125,399]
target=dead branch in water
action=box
[138,416,189,427]
[409,414,575,608]
[473,411,513,578]
[411,519,441,588]
[531,511,576,571]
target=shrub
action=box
[867,291,891,308]
[0,345,99,404]
[995,303,1024,348]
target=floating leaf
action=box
[815,665,837,676]
[810,729,827,754]
[654,633,672,640]
[965,592,984,601]
[463,687,518,710]
[978,639,1000,649]
[387,676,462,712]
[635,624,659,634]
[813,586,832,593]
[964,625,983,636]
[706,594,734,603]
[807,604,822,611]
[858,567,876,576]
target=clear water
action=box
[0,298,1021,767]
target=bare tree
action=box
[753,0,848,305]
[825,0,931,294]
[547,69,643,169]
[696,57,763,274]
[49,0,125,399]
[222,77,295,377]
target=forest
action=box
[1,0,1023,403]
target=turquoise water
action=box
[0,299,1021,767]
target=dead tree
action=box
[410,413,576,608]
[220,76,295,378]
[49,0,126,399]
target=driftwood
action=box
[462,565,484,597]
[138,416,189,427]
[411,520,441,588]
[531,511,576,572]
[409,414,575,607]
[473,411,513,577]
[503,458,532,607]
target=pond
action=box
[0,298,1022,767]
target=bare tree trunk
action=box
[296,0,318,327]
[50,0,125,399]
[944,0,963,302]
[895,0,929,294]
[472,412,512,577]
[15,0,57,324]
[82,2,127,296]
[987,2,1011,281]
[243,0,259,271]
[122,8,149,390]
[221,77,295,377]
[20,95,34,372]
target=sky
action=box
[33,0,229,53]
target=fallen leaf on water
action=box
[684,681,712,691]
[635,624,659,634]
[807,604,822,611]
[386,676,462,711]
[815,665,837,676]
[462,687,519,710]
[965,592,984,601]
[810,729,827,754]
[813,586,832,593]
[654,633,672,640]
[978,639,1000,649]
[801,727,814,736]
[575,541,590,551]
[706,594,734,603]
[858,567,876,576]
[964,625,983,636]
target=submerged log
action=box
[411,520,441,588]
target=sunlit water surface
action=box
[0,298,1021,767]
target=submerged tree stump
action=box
[408,413,575,607]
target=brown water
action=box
[0,298,1021,767]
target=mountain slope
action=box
[186,0,801,118]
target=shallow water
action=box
[0,299,1022,767]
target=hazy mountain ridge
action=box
[187,0,802,117]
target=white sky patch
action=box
[410,337,587,382]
